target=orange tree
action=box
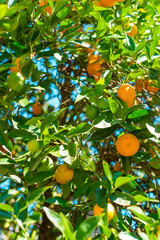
[0,0,160,239]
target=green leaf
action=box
[18,98,29,107]
[60,212,76,240]
[8,129,35,140]
[43,207,66,236]
[0,4,7,20]
[41,108,66,132]
[114,176,137,189]
[150,30,159,56]
[110,191,136,206]
[29,146,53,172]
[127,206,155,226]
[68,141,76,158]
[67,123,92,136]
[75,215,103,240]
[0,203,14,213]
[46,197,68,207]
[0,131,12,152]
[0,158,16,165]
[127,109,148,119]
[54,0,68,14]
[0,210,12,220]
[21,59,34,79]
[126,35,135,51]
[134,195,159,202]
[102,161,112,183]
[96,17,107,38]
[109,99,119,113]
[88,125,118,141]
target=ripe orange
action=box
[126,25,138,37]
[93,203,115,221]
[135,79,144,92]
[116,133,140,156]
[126,100,134,108]
[117,84,136,103]
[10,57,21,73]
[27,140,39,153]
[39,0,52,15]
[145,80,159,93]
[100,0,116,7]
[94,1,102,6]
[87,62,101,76]
[93,71,103,81]
[55,164,74,184]
[32,102,43,116]
[88,55,99,64]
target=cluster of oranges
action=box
[135,79,159,93]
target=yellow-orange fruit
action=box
[39,0,52,15]
[88,55,99,64]
[145,80,159,93]
[117,84,136,103]
[55,164,74,184]
[126,25,138,37]
[100,0,116,7]
[10,57,21,73]
[116,133,140,156]
[32,102,43,116]
[135,79,144,92]
[126,100,134,108]
[93,203,115,221]
[87,62,101,76]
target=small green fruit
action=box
[7,72,25,92]
[27,140,39,153]
[86,105,99,120]
[97,98,109,110]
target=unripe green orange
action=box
[97,98,109,110]
[86,105,99,120]
[27,140,39,153]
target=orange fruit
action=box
[93,71,103,81]
[126,100,134,108]
[94,1,102,6]
[87,62,101,76]
[55,164,74,184]
[10,57,21,73]
[93,203,115,221]
[117,84,136,103]
[126,25,138,37]
[39,0,52,15]
[32,102,43,116]
[135,79,144,92]
[27,140,39,153]
[88,55,99,64]
[100,0,116,7]
[116,133,140,156]
[145,80,159,93]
